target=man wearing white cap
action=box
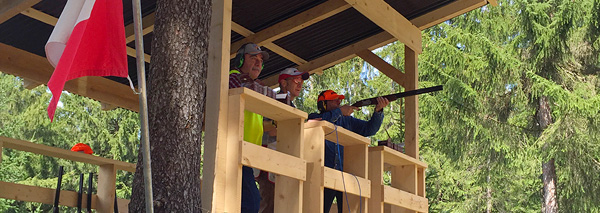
[257,68,309,213]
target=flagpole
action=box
[131,0,154,212]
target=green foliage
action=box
[0,73,140,211]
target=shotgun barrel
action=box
[53,166,64,213]
[351,85,443,107]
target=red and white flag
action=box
[45,0,128,121]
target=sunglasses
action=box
[286,77,303,84]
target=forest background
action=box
[1,0,598,212]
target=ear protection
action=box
[317,100,327,112]
[233,43,265,69]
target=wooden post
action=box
[404,45,419,159]
[344,144,368,213]
[97,164,116,213]
[391,165,417,213]
[0,141,3,164]
[274,118,304,213]
[368,149,384,213]
[201,0,232,211]
[303,125,325,213]
[224,94,245,213]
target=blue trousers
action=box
[241,166,260,213]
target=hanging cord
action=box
[333,124,362,213]
[127,75,141,94]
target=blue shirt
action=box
[308,108,384,170]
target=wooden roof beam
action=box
[411,0,488,30]
[231,0,350,53]
[261,31,395,86]
[344,0,422,54]
[0,0,40,24]
[231,22,307,65]
[124,12,155,43]
[19,8,151,63]
[356,49,406,88]
[0,43,139,112]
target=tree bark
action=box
[129,0,211,212]
[538,96,558,213]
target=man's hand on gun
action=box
[340,105,359,116]
[374,97,389,112]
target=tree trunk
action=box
[538,96,558,213]
[129,0,212,212]
[542,159,558,213]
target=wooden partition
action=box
[368,146,428,213]
[0,136,133,212]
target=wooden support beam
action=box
[124,12,155,43]
[304,120,370,147]
[404,46,419,159]
[201,0,232,211]
[344,144,369,212]
[0,181,129,211]
[0,141,3,164]
[0,136,136,172]
[411,0,488,30]
[224,94,244,212]
[368,148,384,213]
[241,141,306,181]
[232,0,350,50]
[487,0,498,6]
[261,31,395,86]
[230,22,307,65]
[357,49,406,88]
[20,8,151,62]
[391,165,417,212]
[323,167,371,198]
[22,79,41,89]
[0,43,140,112]
[20,7,56,25]
[274,118,305,213]
[344,0,422,53]
[382,185,428,212]
[303,123,326,213]
[0,0,40,24]
[97,164,116,213]
[101,102,118,111]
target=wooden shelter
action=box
[0,0,496,212]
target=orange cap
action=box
[318,90,345,101]
[71,143,93,155]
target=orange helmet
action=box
[318,90,345,101]
[71,143,93,155]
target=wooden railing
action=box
[1,87,429,212]
[0,136,133,212]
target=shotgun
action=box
[77,173,84,213]
[87,173,93,213]
[351,85,443,107]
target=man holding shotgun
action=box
[308,90,389,213]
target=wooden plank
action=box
[344,144,368,213]
[229,87,308,120]
[274,118,304,213]
[417,168,425,197]
[20,7,56,25]
[368,150,384,213]
[0,0,40,24]
[224,94,244,213]
[391,165,417,213]
[304,120,370,146]
[369,146,427,168]
[241,141,306,181]
[97,164,116,213]
[0,141,3,164]
[0,136,136,172]
[230,22,307,66]
[303,125,326,213]
[357,49,406,88]
[411,0,487,30]
[232,0,350,48]
[261,32,396,86]
[487,0,498,6]
[124,12,155,43]
[404,46,419,159]
[344,0,422,53]
[201,0,232,211]
[382,185,428,212]
[323,167,371,198]
[0,181,129,211]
